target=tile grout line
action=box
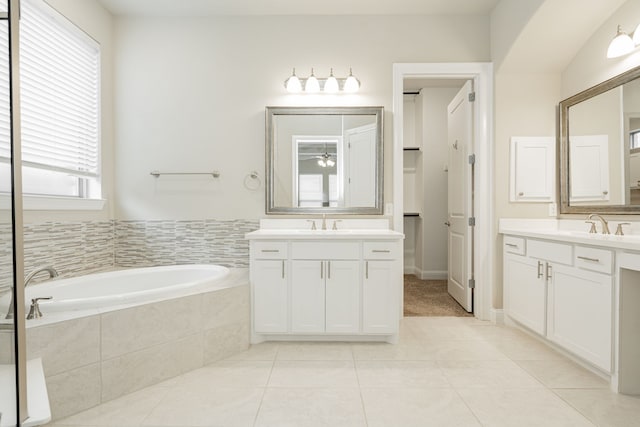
[252,345,279,426]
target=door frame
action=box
[392,62,494,322]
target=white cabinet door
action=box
[510,137,555,202]
[325,260,360,333]
[548,264,613,372]
[362,260,398,334]
[504,253,547,335]
[569,135,610,202]
[253,260,288,333]
[291,260,325,333]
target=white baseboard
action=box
[491,308,505,325]
[403,266,418,275]
[420,270,448,280]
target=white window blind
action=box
[0,0,100,189]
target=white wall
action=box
[113,15,490,220]
[562,0,640,98]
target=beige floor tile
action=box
[276,342,353,361]
[493,336,565,360]
[458,387,596,427]
[465,324,532,343]
[438,360,543,388]
[516,359,609,389]
[356,360,450,388]
[361,387,481,427]
[225,342,280,361]
[254,387,366,427]
[351,343,433,360]
[141,387,264,427]
[268,360,358,388]
[53,386,169,426]
[423,339,509,360]
[171,360,273,388]
[554,388,640,427]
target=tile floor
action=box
[46,317,640,427]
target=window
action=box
[630,129,640,152]
[0,0,100,200]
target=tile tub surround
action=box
[26,270,250,421]
[115,219,259,268]
[47,317,640,427]
[0,218,259,293]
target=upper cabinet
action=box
[509,137,555,203]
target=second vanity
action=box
[500,218,640,395]
[245,219,404,344]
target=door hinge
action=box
[348,142,351,148]
[468,278,476,289]
[468,154,476,165]
[468,92,476,102]
[468,217,476,226]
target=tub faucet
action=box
[586,214,610,235]
[5,266,59,319]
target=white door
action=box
[447,81,473,312]
[325,260,360,333]
[345,124,377,207]
[253,260,288,333]
[362,260,398,333]
[291,260,325,333]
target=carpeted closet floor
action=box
[403,274,473,317]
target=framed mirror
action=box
[266,106,384,214]
[559,65,640,214]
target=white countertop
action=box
[246,219,404,240]
[245,229,404,240]
[499,218,640,252]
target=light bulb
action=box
[305,68,320,93]
[285,68,302,93]
[318,159,325,167]
[327,159,335,167]
[343,67,360,93]
[607,25,634,58]
[324,68,339,93]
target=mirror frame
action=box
[559,65,640,215]
[265,106,384,215]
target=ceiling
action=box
[97,0,501,17]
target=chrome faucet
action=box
[586,214,610,235]
[5,266,59,319]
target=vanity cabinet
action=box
[247,229,403,343]
[503,235,614,372]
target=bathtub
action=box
[0,265,250,420]
[3,264,232,314]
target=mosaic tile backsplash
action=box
[0,219,259,292]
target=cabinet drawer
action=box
[503,236,525,255]
[575,246,613,274]
[527,239,572,265]
[291,241,360,260]
[251,241,288,259]
[363,242,399,259]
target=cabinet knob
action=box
[603,190,609,195]
[518,192,524,196]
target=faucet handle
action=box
[27,296,52,320]
[585,220,597,234]
[615,222,631,236]
[306,219,317,230]
[332,220,342,230]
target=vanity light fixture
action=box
[607,25,636,58]
[284,67,360,93]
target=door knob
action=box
[444,221,451,227]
